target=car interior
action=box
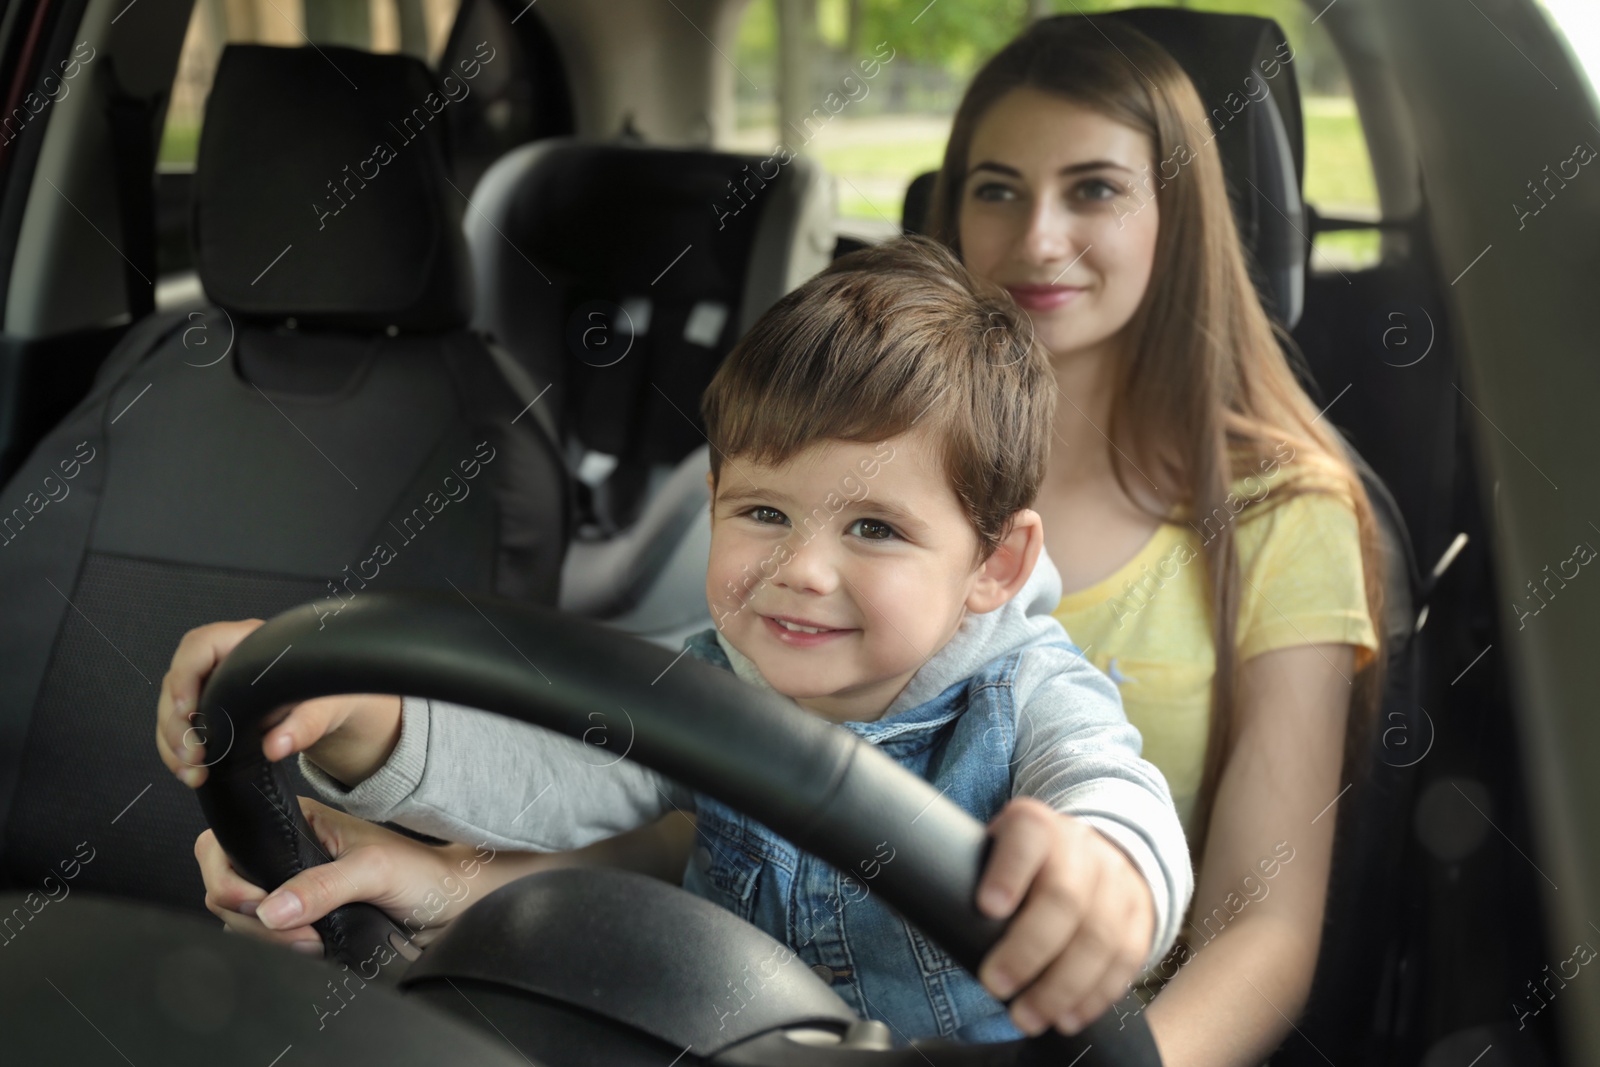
[0,0,1595,1064]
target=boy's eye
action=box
[747,505,788,526]
[847,518,897,541]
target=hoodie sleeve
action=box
[298,695,691,852]
[1007,640,1195,972]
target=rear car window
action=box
[159,0,463,169]
[728,0,1382,270]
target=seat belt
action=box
[102,58,160,321]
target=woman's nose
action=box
[1021,197,1074,269]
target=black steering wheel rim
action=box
[195,590,1162,1064]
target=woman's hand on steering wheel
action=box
[196,795,481,954]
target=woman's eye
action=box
[848,518,897,541]
[748,506,788,526]
[971,181,1019,203]
[1074,178,1122,202]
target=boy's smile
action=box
[761,613,856,644]
[706,425,1038,724]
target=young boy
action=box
[158,237,1191,1043]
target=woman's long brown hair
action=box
[928,15,1388,872]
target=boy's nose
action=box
[772,535,840,596]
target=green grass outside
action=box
[810,138,950,189]
[159,121,200,167]
[1301,96,1376,212]
[820,142,947,223]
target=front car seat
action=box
[464,139,835,646]
[0,44,569,914]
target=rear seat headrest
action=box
[193,44,472,332]
[1095,8,1306,327]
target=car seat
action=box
[463,137,835,646]
[0,44,569,914]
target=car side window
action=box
[727,1,1382,270]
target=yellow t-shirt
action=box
[1051,480,1379,840]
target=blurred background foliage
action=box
[155,0,1378,268]
[736,0,1345,92]
[729,0,1379,267]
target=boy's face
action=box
[706,426,1015,723]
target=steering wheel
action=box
[192,590,1164,1066]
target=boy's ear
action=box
[966,509,1043,615]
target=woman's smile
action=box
[1005,283,1087,312]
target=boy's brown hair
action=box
[700,235,1055,561]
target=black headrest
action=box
[900,9,1306,327]
[900,171,938,237]
[194,45,472,332]
[1096,9,1305,327]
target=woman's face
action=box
[957,87,1161,360]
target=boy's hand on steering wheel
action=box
[196,796,484,955]
[156,619,402,789]
[975,798,1155,1037]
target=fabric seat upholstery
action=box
[0,44,569,913]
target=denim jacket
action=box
[301,550,1193,1043]
[682,627,1039,1041]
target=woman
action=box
[928,16,1384,1064]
